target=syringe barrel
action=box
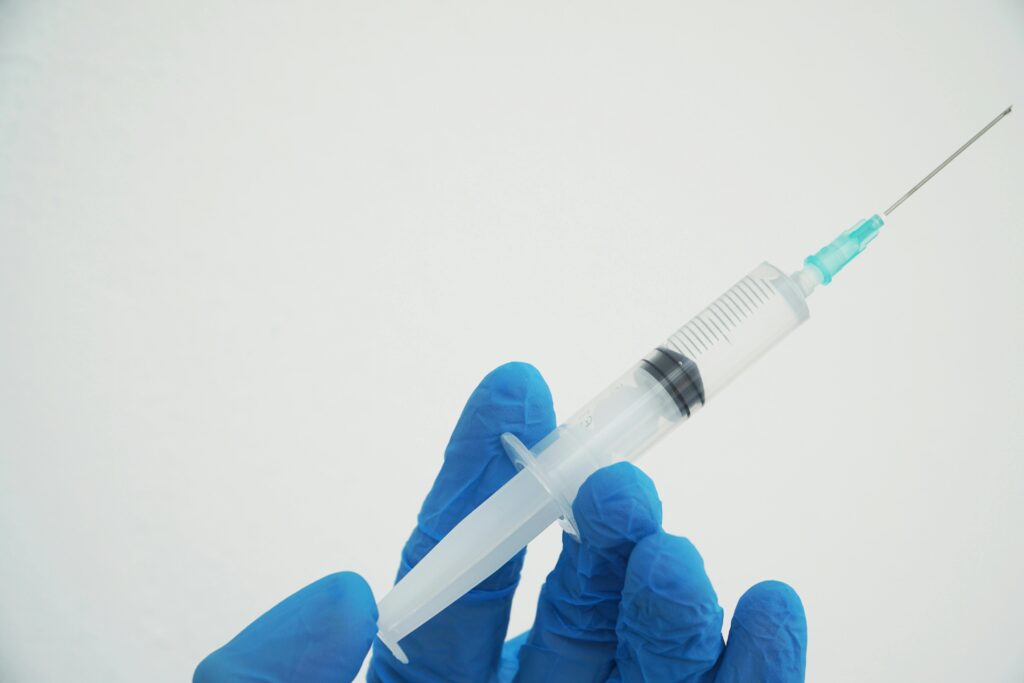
[514,263,810,531]
[376,262,810,661]
[661,261,810,401]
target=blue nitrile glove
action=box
[195,362,808,682]
[193,572,377,682]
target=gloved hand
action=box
[195,363,807,682]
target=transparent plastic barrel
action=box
[662,261,810,400]
[508,262,811,533]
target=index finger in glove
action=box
[369,362,556,683]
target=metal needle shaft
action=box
[883,106,1012,216]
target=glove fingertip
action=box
[475,361,555,443]
[312,571,378,635]
[624,533,722,627]
[194,572,378,683]
[574,463,663,550]
[616,533,725,680]
[297,572,378,680]
[731,580,807,647]
[717,581,807,682]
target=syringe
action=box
[376,106,1013,663]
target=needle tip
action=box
[881,105,1012,217]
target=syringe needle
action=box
[883,105,1013,216]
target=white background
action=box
[1,2,1022,681]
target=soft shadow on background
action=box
[1,2,1022,681]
